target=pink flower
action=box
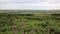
[21,21,25,34]
[22,31,24,34]
[21,21,25,29]
[11,24,19,34]
[16,28,18,32]
[14,28,18,34]
[11,24,17,29]
[30,28,35,34]
[47,27,50,34]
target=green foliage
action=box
[0,13,60,34]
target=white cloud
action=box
[38,0,60,4]
[0,0,9,2]
[0,0,60,10]
[0,3,60,10]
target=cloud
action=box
[0,0,60,4]
[37,0,60,4]
[0,0,60,10]
[0,0,10,2]
[0,3,60,10]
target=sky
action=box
[0,0,60,10]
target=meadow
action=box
[0,10,60,34]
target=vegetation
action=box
[0,10,60,34]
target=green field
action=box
[0,10,60,34]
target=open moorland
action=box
[0,10,60,34]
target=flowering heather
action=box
[11,24,18,34]
[21,21,25,34]
[21,21,25,29]
[47,27,50,34]
[11,24,17,29]
[30,28,35,34]
[22,31,24,34]
[15,28,19,32]
[14,28,19,34]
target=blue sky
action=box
[0,0,60,10]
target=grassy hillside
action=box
[0,10,60,34]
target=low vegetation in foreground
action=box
[0,10,60,34]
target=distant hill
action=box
[0,10,60,14]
